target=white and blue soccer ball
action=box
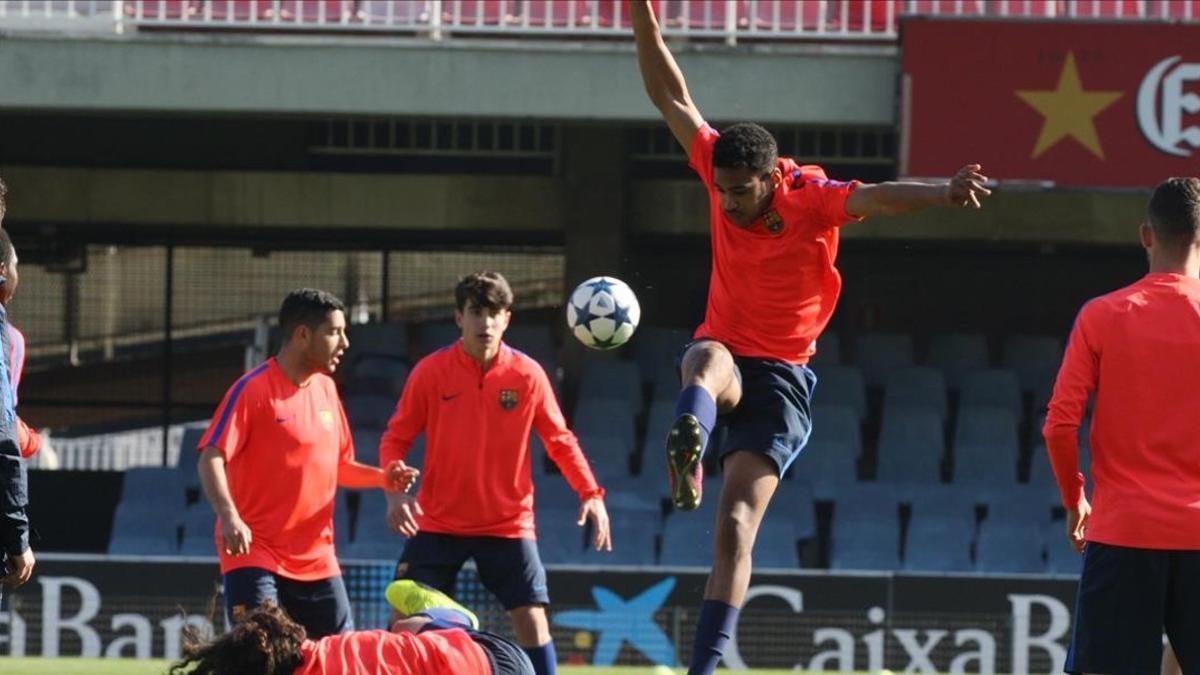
[566,276,641,350]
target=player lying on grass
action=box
[629,2,991,673]
[171,579,534,675]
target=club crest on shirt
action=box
[499,389,519,411]
[763,209,785,235]
[319,410,335,431]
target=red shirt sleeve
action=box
[532,368,602,500]
[379,362,429,467]
[796,173,864,229]
[198,377,258,462]
[687,123,718,187]
[17,417,39,459]
[1043,302,1098,509]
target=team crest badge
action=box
[499,389,519,410]
[763,210,785,235]
[319,410,335,431]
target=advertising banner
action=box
[901,19,1200,188]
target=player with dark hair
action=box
[1045,177,1200,675]
[630,3,991,672]
[381,270,611,675]
[0,176,34,594]
[198,288,416,638]
[169,581,534,675]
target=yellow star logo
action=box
[1015,52,1124,159]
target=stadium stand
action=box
[952,406,1020,487]
[875,408,944,485]
[789,404,860,499]
[853,332,914,389]
[882,366,948,422]
[959,368,1023,418]
[926,332,989,390]
[808,365,867,421]
[830,486,901,570]
[1002,334,1062,393]
[659,510,714,568]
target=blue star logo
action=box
[552,577,677,666]
[572,301,597,329]
[586,278,616,295]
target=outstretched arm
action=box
[846,164,992,218]
[630,0,705,150]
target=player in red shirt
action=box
[631,3,991,673]
[198,288,415,638]
[1044,178,1200,674]
[169,582,535,675]
[380,271,611,675]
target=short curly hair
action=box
[1148,177,1200,247]
[712,123,778,175]
[455,270,513,312]
[169,602,306,675]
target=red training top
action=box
[1044,273,1200,549]
[294,629,492,675]
[199,357,355,579]
[7,325,38,458]
[689,124,862,364]
[380,341,602,538]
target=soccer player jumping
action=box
[1044,178,1200,674]
[630,3,990,672]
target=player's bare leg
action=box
[668,340,742,511]
[688,450,780,675]
[510,605,556,675]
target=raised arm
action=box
[630,0,705,151]
[846,164,992,218]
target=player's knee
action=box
[714,504,758,560]
[508,605,551,645]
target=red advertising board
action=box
[901,19,1200,188]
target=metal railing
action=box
[0,1,1195,42]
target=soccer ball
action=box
[566,276,641,350]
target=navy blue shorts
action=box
[1067,542,1200,674]
[395,533,549,610]
[679,339,817,477]
[469,630,537,675]
[223,567,353,639]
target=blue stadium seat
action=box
[809,365,867,421]
[1002,334,1062,394]
[504,323,557,369]
[641,398,677,468]
[352,428,383,466]
[649,364,682,404]
[765,479,817,542]
[659,511,714,567]
[122,467,187,509]
[535,506,586,564]
[903,508,975,572]
[632,326,692,386]
[854,333,914,389]
[830,486,901,570]
[575,432,632,480]
[875,409,945,485]
[903,484,978,571]
[346,353,411,398]
[952,406,1020,486]
[976,519,1045,574]
[346,322,409,358]
[602,475,665,513]
[1044,519,1083,575]
[791,405,860,498]
[809,331,841,367]
[927,333,990,390]
[582,510,659,566]
[960,369,1022,418]
[573,398,636,456]
[108,503,179,556]
[334,489,353,549]
[533,473,581,510]
[883,367,948,421]
[417,320,461,355]
[578,360,643,415]
[753,519,800,569]
[177,427,207,494]
[178,505,217,556]
[344,394,397,429]
[343,490,406,561]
